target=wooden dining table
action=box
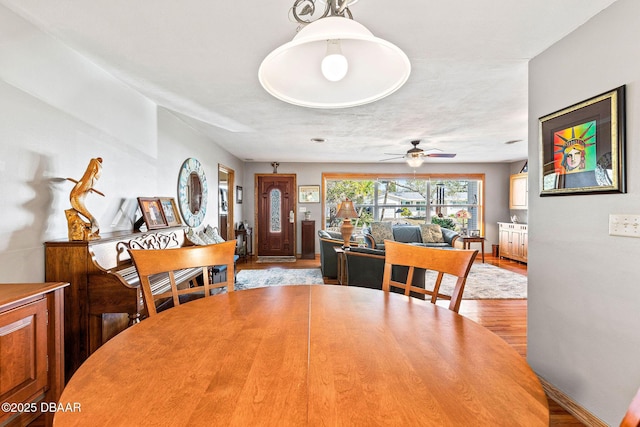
[54,285,548,426]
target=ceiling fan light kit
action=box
[258,0,411,109]
[380,140,457,167]
[406,155,424,168]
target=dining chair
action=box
[621,386,640,427]
[381,240,478,313]
[129,240,236,316]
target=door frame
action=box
[254,173,297,257]
[218,164,234,241]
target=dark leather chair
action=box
[318,230,344,281]
[344,246,426,299]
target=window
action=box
[322,173,484,234]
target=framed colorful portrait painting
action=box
[539,86,626,196]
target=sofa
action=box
[364,222,459,250]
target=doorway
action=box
[218,165,234,240]
[255,174,296,257]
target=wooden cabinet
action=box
[498,223,528,263]
[0,282,68,427]
[509,173,528,210]
[301,220,315,259]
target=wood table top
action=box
[55,285,548,426]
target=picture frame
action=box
[539,86,626,196]
[236,186,243,204]
[159,197,182,227]
[299,185,320,203]
[137,197,168,230]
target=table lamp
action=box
[456,209,472,235]
[336,199,358,248]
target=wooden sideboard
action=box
[0,282,68,427]
[498,222,528,263]
[44,227,188,381]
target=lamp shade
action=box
[259,17,411,109]
[336,199,358,219]
[456,209,472,220]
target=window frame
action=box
[321,172,485,235]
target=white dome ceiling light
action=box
[258,0,411,109]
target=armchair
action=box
[344,246,426,299]
[318,230,344,281]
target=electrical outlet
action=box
[609,214,640,237]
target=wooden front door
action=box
[256,174,296,257]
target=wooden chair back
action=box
[382,240,477,313]
[129,240,236,316]
[621,387,640,427]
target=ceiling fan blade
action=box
[379,156,405,162]
[426,153,456,158]
[383,152,406,156]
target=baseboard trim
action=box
[538,375,607,427]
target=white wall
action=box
[0,5,243,282]
[528,0,640,423]
[242,161,512,255]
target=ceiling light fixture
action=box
[405,154,424,168]
[258,0,411,109]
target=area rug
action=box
[256,256,297,263]
[235,268,324,289]
[427,263,527,299]
[227,264,526,299]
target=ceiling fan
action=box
[380,140,456,167]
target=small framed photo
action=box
[539,86,626,196]
[236,186,243,204]
[137,197,168,230]
[299,185,320,203]
[470,230,480,237]
[159,197,182,227]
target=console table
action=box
[235,227,252,261]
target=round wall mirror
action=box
[177,158,208,227]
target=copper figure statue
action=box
[65,157,105,240]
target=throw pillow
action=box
[197,230,216,245]
[204,225,226,243]
[370,221,393,245]
[420,223,445,243]
[185,228,207,246]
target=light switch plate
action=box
[609,214,640,237]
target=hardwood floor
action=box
[238,254,585,426]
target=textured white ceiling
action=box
[0,0,619,163]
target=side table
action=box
[333,246,348,285]
[235,227,252,262]
[459,236,485,262]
